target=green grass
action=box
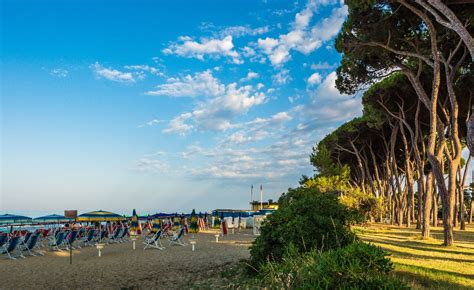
[355,223,474,289]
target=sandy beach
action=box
[0,229,255,289]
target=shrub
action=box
[260,242,407,289]
[249,187,360,269]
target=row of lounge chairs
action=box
[0,232,43,260]
[1,226,131,260]
[143,227,187,250]
[2,226,187,259]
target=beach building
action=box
[250,199,279,211]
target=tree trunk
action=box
[432,191,438,227]
[420,0,474,61]
[454,191,458,227]
[459,156,471,230]
[422,172,433,239]
[469,200,473,224]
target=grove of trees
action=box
[310,0,473,246]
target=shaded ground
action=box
[355,223,474,289]
[0,229,255,289]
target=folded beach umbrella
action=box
[152,218,161,232]
[131,209,139,233]
[189,209,198,233]
[0,214,32,225]
[34,214,72,223]
[77,210,123,222]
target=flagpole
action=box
[251,184,254,205]
[260,185,263,210]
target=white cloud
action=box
[307,72,322,85]
[310,61,337,70]
[158,71,267,134]
[301,71,362,125]
[91,62,136,83]
[163,113,194,135]
[257,0,347,67]
[182,138,311,179]
[50,68,68,78]
[242,46,257,57]
[134,158,170,173]
[223,111,292,144]
[146,70,225,97]
[124,65,164,77]
[272,69,292,85]
[163,35,242,64]
[138,119,164,128]
[200,23,270,38]
[240,71,259,82]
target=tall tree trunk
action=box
[422,172,433,238]
[432,190,438,227]
[469,200,473,224]
[459,155,471,229]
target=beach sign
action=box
[64,210,78,219]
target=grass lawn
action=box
[355,223,474,289]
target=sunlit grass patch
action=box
[355,223,474,289]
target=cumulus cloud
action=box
[310,61,337,70]
[224,111,293,144]
[163,113,194,135]
[124,65,164,77]
[272,69,292,85]
[91,62,136,83]
[138,119,164,128]
[301,71,362,126]
[307,72,322,85]
[146,70,224,97]
[257,0,347,67]
[134,158,170,173]
[240,71,259,82]
[157,71,267,134]
[182,138,311,179]
[200,22,270,38]
[163,35,242,64]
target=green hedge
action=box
[260,242,408,289]
[249,187,360,269]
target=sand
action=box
[0,229,255,289]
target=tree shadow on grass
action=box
[361,236,474,257]
[394,264,474,290]
[385,247,474,266]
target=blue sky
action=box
[1,0,364,215]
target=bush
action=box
[260,242,407,289]
[249,187,360,269]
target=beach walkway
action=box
[0,229,255,289]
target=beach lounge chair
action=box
[81,229,96,247]
[108,228,123,244]
[0,234,7,249]
[2,236,22,260]
[49,232,66,251]
[65,230,79,250]
[95,229,108,243]
[20,232,32,248]
[143,230,164,250]
[168,227,186,247]
[20,233,43,257]
[118,227,129,243]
